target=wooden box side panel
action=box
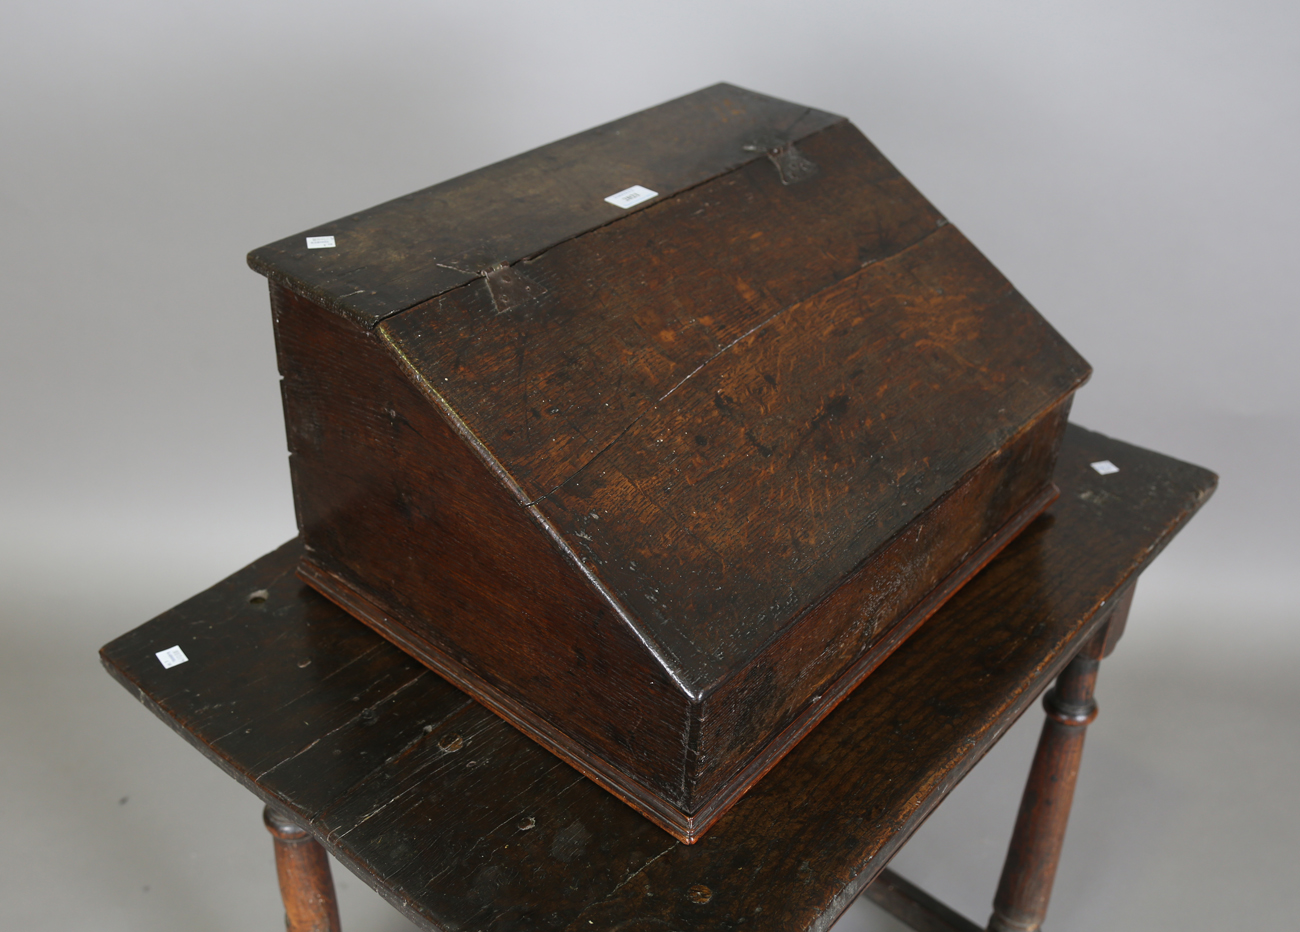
[270,284,694,805]
[691,399,1073,811]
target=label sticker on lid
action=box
[604,185,658,209]
[306,235,336,249]
[155,645,189,669]
[1090,460,1120,475]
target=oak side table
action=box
[101,424,1215,931]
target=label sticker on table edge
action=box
[604,185,658,209]
[156,645,189,669]
[1090,460,1120,475]
[306,235,336,249]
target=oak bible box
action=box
[248,84,1090,842]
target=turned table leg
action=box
[264,804,342,932]
[987,586,1134,932]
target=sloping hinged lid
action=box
[250,84,1091,693]
[249,83,843,326]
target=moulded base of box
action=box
[296,482,1056,844]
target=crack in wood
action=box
[254,672,432,781]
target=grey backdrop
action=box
[2,2,1296,930]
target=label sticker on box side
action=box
[155,645,189,669]
[306,235,336,249]
[1090,460,1120,475]
[604,185,658,209]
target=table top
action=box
[100,424,1214,932]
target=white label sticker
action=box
[604,185,658,209]
[306,235,336,249]
[155,645,189,669]
[1090,460,1120,475]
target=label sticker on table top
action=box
[604,185,658,209]
[155,645,189,669]
[306,235,336,249]
[1090,460,1120,475]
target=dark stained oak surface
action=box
[256,82,1092,833]
[250,83,1086,831]
[100,425,1215,932]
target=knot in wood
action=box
[687,884,713,904]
